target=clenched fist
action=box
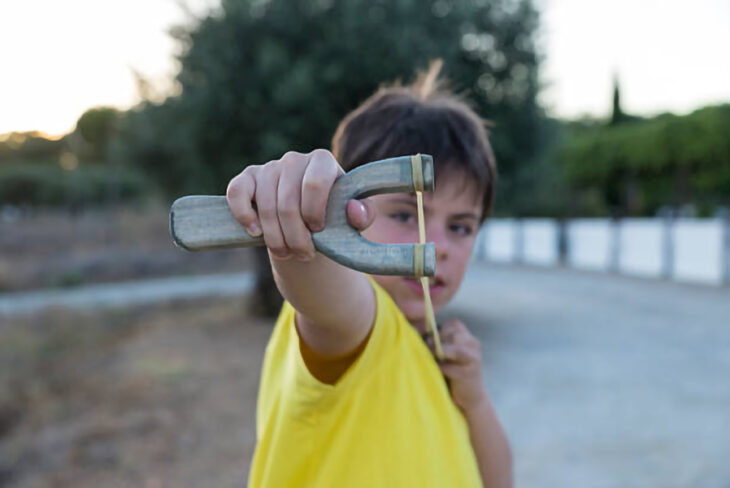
[226,149,374,261]
[428,319,487,412]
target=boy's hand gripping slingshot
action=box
[169,154,444,358]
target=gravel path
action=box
[0,273,253,317]
[447,264,730,488]
[3,264,729,487]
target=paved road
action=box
[446,264,730,488]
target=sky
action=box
[536,0,730,119]
[0,0,217,136]
[1,0,729,136]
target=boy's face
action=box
[362,171,483,333]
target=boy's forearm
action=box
[463,392,513,488]
[270,251,375,352]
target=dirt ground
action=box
[0,203,253,292]
[0,295,271,488]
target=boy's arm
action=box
[435,320,513,488]
[271,251,375,355]
[227,149,376,356]
[463,394,513,488]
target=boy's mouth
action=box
[403,276,445,297]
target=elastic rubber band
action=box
[413,243,425,277]
[411,154,424,193]
[412,154,443,359]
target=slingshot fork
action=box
[169,154,436,277]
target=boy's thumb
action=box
[346,198,375,231]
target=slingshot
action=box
[169,154,443,357]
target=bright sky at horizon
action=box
[537,0,730,119]
[1,0,729,136]
[0,0,216,136]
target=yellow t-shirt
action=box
[248,279,482,487]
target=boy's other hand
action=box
[434,319,488,413]
[226,149,375,262]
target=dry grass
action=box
[0,296,272,488]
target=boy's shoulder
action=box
[262,277,424,390]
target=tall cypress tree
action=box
[610,73,625,126]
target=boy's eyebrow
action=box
[387,197,480,220]
[451,212,480,221]
[388,197,418,207]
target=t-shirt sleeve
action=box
[264,276,409,395]
[333,276,407,388]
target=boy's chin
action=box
[400,300,439,329]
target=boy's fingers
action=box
[277,160,315,260]
[226,166,262,236]
[301,149,343,232]
[345,198,374,231]
[439,342,476,365]
[440,320,480,348]
[256,163,289,259]
[438,322,462,344]
[440,319,466,337]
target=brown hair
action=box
[331,59,497,221]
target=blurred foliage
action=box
[0,132,67,164]
[74,107,122,162]
[0,108,155,208]
[117,0,547,214]
[0,162,153,208]
[555,104,730,216]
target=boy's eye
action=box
[450,223,474,236]
[389,211,416,224]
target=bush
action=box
[0,161,155,207]
[555,104,730,215]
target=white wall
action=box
[522,219,559,266]
[477,217,728,287]
[618,219,665,278]
[672,219,725,285]
[483,219,518,263]
[567,219,614,271]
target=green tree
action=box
[556,104,730,216]
[609,74,624,126]
[75,107,121,162]
[0,131,66,165]
[122,0,543,196]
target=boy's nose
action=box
[427,226,450,262]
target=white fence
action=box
[476,217,730,286]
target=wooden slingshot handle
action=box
[169,154,436,277]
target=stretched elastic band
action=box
[411,154,424,193]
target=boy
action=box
[226,61,512,487]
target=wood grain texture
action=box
[170,154,435,277]
[170,195,264,251]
